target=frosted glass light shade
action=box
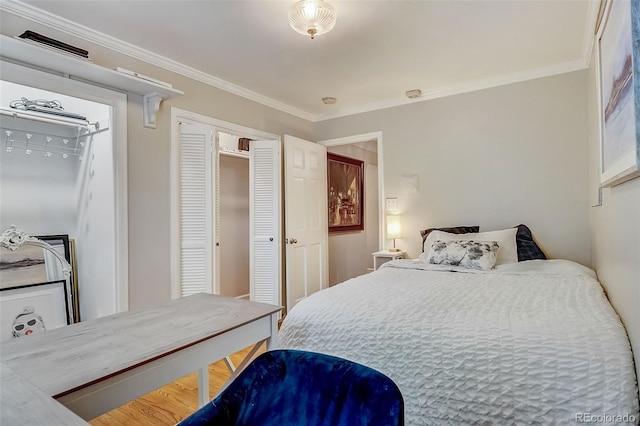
[386,216,402,239]
[289,0,337,39]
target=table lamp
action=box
[386,215,401,252]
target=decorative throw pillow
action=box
[420,226,479,252]
[514,224,547,261]
[423,228,518,265]
[427,240,499,270]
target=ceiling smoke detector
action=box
[405,89,422,99]
[322,97,337,104]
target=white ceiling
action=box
[11,0,599,122]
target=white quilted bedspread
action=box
[279,260,639,425]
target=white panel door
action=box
[179,123,214,297]
[250,140,281,306]
[284,135,328,312]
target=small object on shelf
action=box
[18,30,89,59]
[115,67,173,88]
[238,138,251,151]
[9,97,87,121]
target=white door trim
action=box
[0,60,129,314]
[169,107,279,299]
[317,131,384,249]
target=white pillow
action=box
[422,228,518,265]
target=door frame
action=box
[0,60,129,314]
[317,131,385,249]
[169,108,279,299]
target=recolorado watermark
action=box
[575,413,637,423]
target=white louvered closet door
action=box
[250,140,281,306]
[179,123,215,297]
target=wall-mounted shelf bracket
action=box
[143,92,163,129]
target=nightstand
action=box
[372,250,405,270]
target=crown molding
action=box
[2,0,595,124]
[0,0,315,122]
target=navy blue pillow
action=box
[515,224,546,261]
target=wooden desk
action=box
[1,293,281,423]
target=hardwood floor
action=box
[89,345,263,425]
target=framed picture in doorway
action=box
[37,234,78,323]
[0,234,77,323]
[0,280,70,342]
[327,153,364,232]
[596,0,640,187]
[0,243,49,289]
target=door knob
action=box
[290,238,298,244]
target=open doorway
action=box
[170,107,281,307]
[0,61,128,321]
[218,131,250,299]
[318,132,384,285]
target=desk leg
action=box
[197,367,209,407]
[266,312,279,350]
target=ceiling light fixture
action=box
[322,97,337,104]
[289,0,337,40]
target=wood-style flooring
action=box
[89,345,262,426]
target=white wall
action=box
[0,145,77,234]
[587,48,640,381]
[326,144,378,285]
[315,71,590,265]
[74,124,116,320]
[219,154,250,298]
[0,81,85,234]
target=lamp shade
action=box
[289,0,337,39]
[386,216,402,239]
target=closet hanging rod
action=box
[0,108,98,131]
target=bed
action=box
[278,226,639,425]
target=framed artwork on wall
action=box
[327,153,364,233]
[0,280,70,342]
[596,0,640,187]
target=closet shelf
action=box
[0,34,184,129]
[0,107,97,132]
[219,147,250,159]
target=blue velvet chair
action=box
[179,349,404,426]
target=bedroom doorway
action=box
[318,132,383,285]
